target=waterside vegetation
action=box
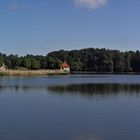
[0,70,69,76]
[0,48,140,73]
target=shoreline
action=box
[0,70,70,76]
[71,71,140,75]
[0,70,140,76]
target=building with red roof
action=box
[60,62,70,73]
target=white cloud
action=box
[9,3,27,11]
[9,4,17,11]
[74,0,108,9]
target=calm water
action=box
[0,75,140,140]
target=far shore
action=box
[0,70,140,76]
[71,71,140,75]
[0,69,70,76]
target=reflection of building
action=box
[60,62,70,73]
[0,63,8,71]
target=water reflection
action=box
[0,76,140,140]
[48,84,140,97]
[0,83,140,97]
[0,85,48,92]
[72,134,103,140]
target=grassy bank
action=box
[0,70,70,76]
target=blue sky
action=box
[0,0,140,55]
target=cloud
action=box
[9,3,27,11]
[9,4,17,11]
[74,0,108,9]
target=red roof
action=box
[61,62,70,68]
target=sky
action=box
[0,0,140,55]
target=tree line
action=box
[0,48,140,72]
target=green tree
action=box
[113,52,125,72]
[124,52,132,72]
[31,58,40,70]
[22,58,31,69]
[131,51,140,72]
[47,57,56,69]
[0,53,3,67]
[40,56,48,69]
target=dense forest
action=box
[0,48,140,72]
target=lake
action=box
[0,75,140,140]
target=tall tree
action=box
[22,58,31,69]
[0,53,3,67]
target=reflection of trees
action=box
[0,83,140,97]
[0,85,48,92]
[47,84,140,97]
